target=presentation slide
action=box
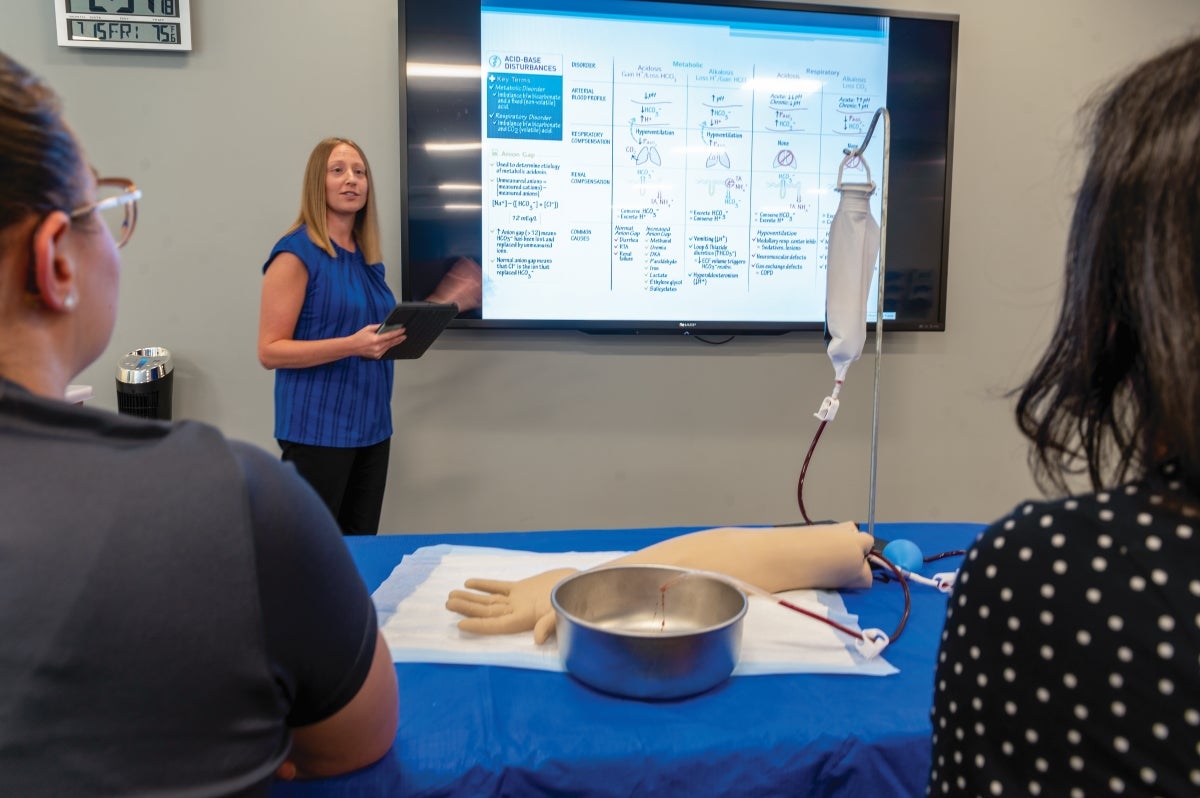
[479,0,888,323]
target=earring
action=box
[63,292,78,310]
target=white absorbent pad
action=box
[373,545,897,677]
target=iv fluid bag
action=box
[824,183,880,383]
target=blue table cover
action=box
[271,522,983,798]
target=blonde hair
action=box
[287,137,382,264]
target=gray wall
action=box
[4,1,1198,533]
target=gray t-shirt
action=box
[0,378,380,796]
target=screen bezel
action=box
[398,0,958,334]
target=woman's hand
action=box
[351,324,407,360]
[445,568,579,644]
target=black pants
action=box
[279,438,390,535]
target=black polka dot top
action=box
[928,465,1200,797]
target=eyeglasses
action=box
[70,177,141,249]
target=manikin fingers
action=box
[446,588,508,606]
[461,578,515,595]
[444,596,513,618]
[457,615,531,636]
[532,612,558,645]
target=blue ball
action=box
[882,539,924,573]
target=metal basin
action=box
[551,565,747,700]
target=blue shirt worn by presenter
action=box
[0,379,380,796]
[265,225,395,448]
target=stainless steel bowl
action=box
[551,565,747,700]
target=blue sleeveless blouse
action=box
[264,226,395,447]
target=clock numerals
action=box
[70,20,178,43]
[80,0,175,14]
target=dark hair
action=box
[0,51,88,231]
[1016,35,1200,495]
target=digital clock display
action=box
[68,20,180,44]
[66,0,180,17]
[56,0,192,51]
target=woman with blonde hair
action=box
[259,137,406,535]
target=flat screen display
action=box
[400,0,958,333]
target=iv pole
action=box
[843,107,890,540]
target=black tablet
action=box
[375,302,458,360]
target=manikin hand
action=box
[445,567,578,644]
[445,523,873,645]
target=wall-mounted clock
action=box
[55,0,192,51]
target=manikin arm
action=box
[445,522,874,644]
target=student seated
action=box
[927,35,1200,796]
[0,51,397,794]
